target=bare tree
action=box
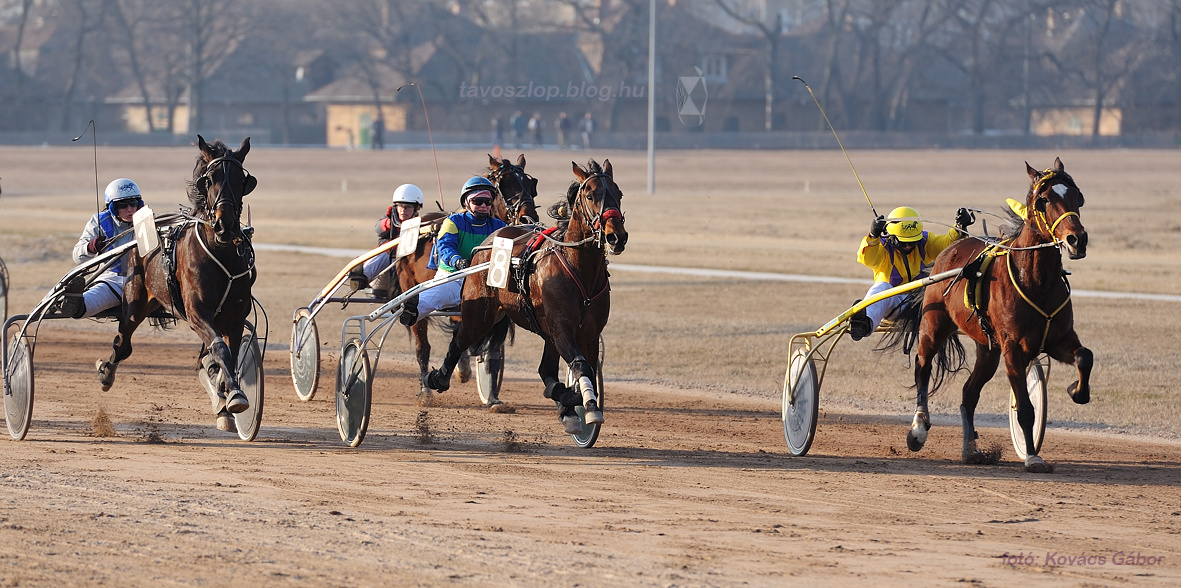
[712,0,785,131]
[161,0,250,133]
[57,0,107,132]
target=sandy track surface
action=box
[2,330,1178,586]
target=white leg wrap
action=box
[578,376,597,405]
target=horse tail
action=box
[876,290,967,395]
[469,315,514,357]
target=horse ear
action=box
[1053,157,1064,173]
[1025,162,1039,182]
[516,153,526,168]
[198,134,211,157]
[236,137,251,160]
[243,174,258,196]
[602,159,613,176]
[488,153,499,169]
[571,161,588,182]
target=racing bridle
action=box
[1027,167,1086,259]
[490,163,539,224]
[196,155,256,246]
[572,172,627,254]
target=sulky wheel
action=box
[475,343,505,407]
[782,348,819,456]
[335,338,372,447]
[1009,357,1048,460]
[4,334,34,441]
[1,258,8,327]
[290,308,320,401]
[234,328,265,442]
[564,336,605,449]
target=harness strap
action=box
[195,226,255,315]
[552,248,609,307]
[1005,253,1071,352]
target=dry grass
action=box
[2,146,1178,437]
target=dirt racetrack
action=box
[2,146,1180,585]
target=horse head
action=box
[1025,157,1087,259]
[487,153,540,225]
[570,159,627,255]
[192,135,255,246]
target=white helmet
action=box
[391,183,424,206]
[104,178,141,204]
[104,178,144,216]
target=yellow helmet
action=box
[886,206,923,242]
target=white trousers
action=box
[362,251,394,283]
[82,273,125,318]
[862,280,907,331]
[413,269,463,322]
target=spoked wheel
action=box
[335,338,372,447]
[564,336,605,449]
[290,308,320,401]
[0,258,8,326]
[782,348,819,456]
[1009,356,1049,460]
[4,334,34,441]
[475,343,505,406]
[234,330,265,442]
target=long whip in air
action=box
[72,120,100,214]
[793,76,877,218]
[397,82,445,211]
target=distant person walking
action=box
[578,111,595,150]
[509,110,526,148]
[370,116,384,150]
[491,116,505,153]
[555,112,571,150]
[528,112,545,148]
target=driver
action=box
[60,178,147,318]
[849,206,974,340]
[399,177,506,326]
[351,183,424,300]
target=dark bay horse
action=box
[896,158,1090,473]
[423,159,627,434]
[394,154,540,400]
[98,136,258,427]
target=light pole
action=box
[647,0,656,194]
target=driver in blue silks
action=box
[61,178,147,318]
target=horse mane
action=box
[187,139,232,210]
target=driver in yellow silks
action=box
[849,206,974,340]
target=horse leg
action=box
[537,340,583,434]
[960,344,1000,463]
[1046,332,1092,405]
[412,320,432,397]
[98,271,156,390]
[188,309,249,414]
[908,357,933,452]
[573,329,604,424]
[424,315,488,393]
[1004,352,1053,473]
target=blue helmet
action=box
[104,178,144,216]
[460,176,496,207]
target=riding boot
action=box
[848,308,872,341]
[59,276,87,319]
[348,268,368,292]
[370,269,392,301]
[399,295,420,326]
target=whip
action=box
[793,77,877,218]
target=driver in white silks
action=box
[61,178,147,319]
[350,183,424,300]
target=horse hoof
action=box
[906,432,925,452]
[425,369,450,392]
[215,410,234,432]
[485,395,503,407]
[1068,381,1090,405]
[457,356,472,383]
[584,410,604,425]
[562,415,584,435]
[488,403,515,414]
[225,389,249,414]
[96,360,116,391]
[1024,455,1054,473]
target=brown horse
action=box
[98,136,258,427]
[423,159,626,434]
[895,158,1090,473]
[394,154,541,399]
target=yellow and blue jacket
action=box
[857,227,962,286]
